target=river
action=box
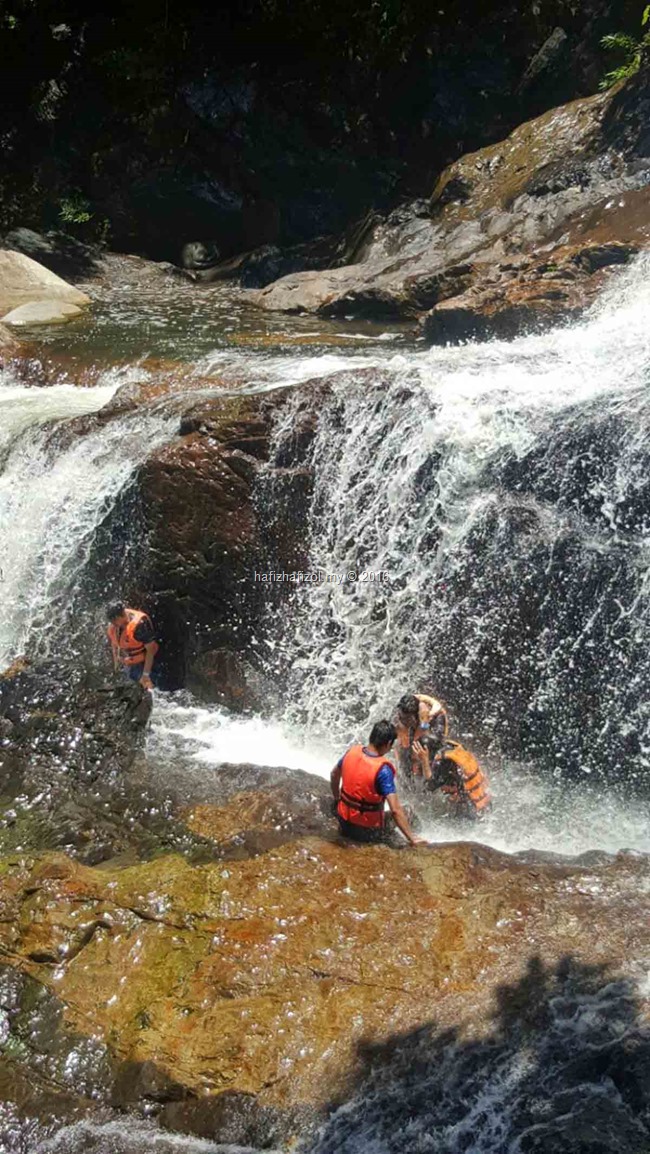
[0,255,649,1151]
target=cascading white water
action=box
[142,257,650,855]
[276,255,650,749]
[0,370,178,666]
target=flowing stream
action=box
[1,255,650,1151]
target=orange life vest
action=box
[107,608,153,667]
[337,744,395,830]
[438,740,491,814]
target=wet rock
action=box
[251,70,650,331]
[180,240,220,270]
[186,649,265,711]
[0,250,91,316]
[420,241,639,343]
[139,388,317,694]
[0,662,209,863]
[0,841,646,1146]
[182,770,335,853]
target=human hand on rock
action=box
[140,675,153,691]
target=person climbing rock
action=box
[395,692,448,781]
[331,719,428,846]
[106,603,158,690]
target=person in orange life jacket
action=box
[425,739,492,819]
[396,693,491,817]
[395,692,448,782]
[106,603,158,691]
[331,720,428,846]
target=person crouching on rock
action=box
[107,603,158,691]
[331,720,428,846]
[396,693,491,818]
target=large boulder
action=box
[1,300,85,326]
[0,250,90,319]
[0,839,646,1147]
[137,388,317,695]
[251,69,650,336]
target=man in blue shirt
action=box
[331,720,427,846]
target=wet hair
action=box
[397,693,420,723]
[369,720,397,750]
[107,602,126,621]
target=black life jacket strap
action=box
[340,788,384,813]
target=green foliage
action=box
[599,7,650,89]
[57,192,92,226]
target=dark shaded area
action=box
[311,956,650,1153]
[0,0,643,261]
[0,660,214,863]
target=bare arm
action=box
[330,764,342,801]
[142,640,159,676]
[386,793,429,846]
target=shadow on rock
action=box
[310,955,650,1154]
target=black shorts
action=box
[337,817,388,844]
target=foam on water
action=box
[149,693,335,778]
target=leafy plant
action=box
[599,6,650,89]
[57,192,92,225]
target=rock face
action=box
[251,69,650,339]
[0,661,166,863]
[0,837,646,1148]
[0,249,90,319]
[137,388,317,696]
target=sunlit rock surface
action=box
[0,250,90,318]
[251,69,650,336]
[0,835,647,1147]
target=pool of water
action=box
[14,253,416,372]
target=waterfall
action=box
[0,371,177,667]
[273,256,650,789]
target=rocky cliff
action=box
[252,67,650,340]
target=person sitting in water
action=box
[106,603,158,691]
[331,720,428,846]
[395,692,448,781]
